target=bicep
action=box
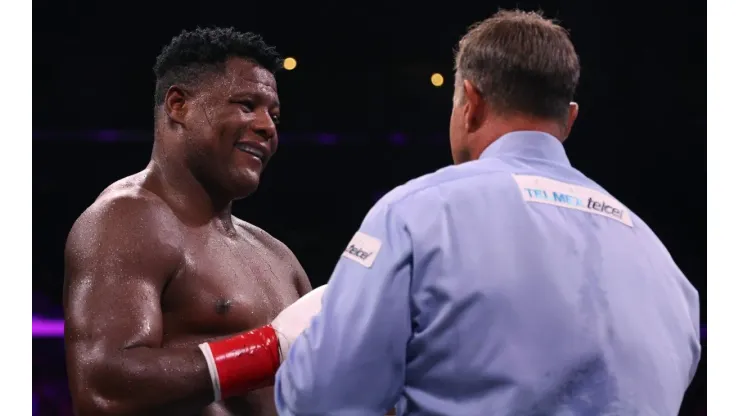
[64,261,165,352]
[63,204,179,361]
[63,238,172,401]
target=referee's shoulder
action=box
[377,160,510,212]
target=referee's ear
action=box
[462,79,485,132]
[563,102,579,140]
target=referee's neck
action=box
[467,116,567,161]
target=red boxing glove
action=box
[199,325,281,401]
[198,285,327,402]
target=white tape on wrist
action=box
[198,342,222,402]
[272,327,290,363]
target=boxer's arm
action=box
[63,196,214,416]
[275,201,412,415]
[292,259,312,296]
[277,241,311,296]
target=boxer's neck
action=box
[147,149,234,230]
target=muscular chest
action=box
[161,230,300,339]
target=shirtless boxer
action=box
[63,28,317,416]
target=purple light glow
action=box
[96,130,120,142]
[33,130,447,145]
[389,133,407,145]
[316,134,338,145]
[32,318,64,337]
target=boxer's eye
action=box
[271,114,281,125]
[239,101,254,112]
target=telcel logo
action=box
[524,189,625,220]
[345,244,373,260]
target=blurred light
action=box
[284,57,297,71]
[317,133,338,145]
[97,130,120,142]
[32,318,64,337]
[431,73,444,87]
[389,132,407,145]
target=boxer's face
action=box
[172,58,280,200]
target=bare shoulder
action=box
[65,176,184,283]
[68,176,181,245]
[234,218,292,259]
[234,218,312,294]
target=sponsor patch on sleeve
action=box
[341,231,382,268]
[512,174,634,227]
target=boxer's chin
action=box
[229,169,261,199]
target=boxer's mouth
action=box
[234,142,268,162]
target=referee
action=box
[276,10,701,416]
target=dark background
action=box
[33,1,706,414]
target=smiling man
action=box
[63,28,320,416]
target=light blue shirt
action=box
[275,131,701,416]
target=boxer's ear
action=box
[164,85,190,125]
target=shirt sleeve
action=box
[275,199,413,416]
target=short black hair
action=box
[153,27,282,106]
[455,10,580,120]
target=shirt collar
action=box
[479,130,571,166]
